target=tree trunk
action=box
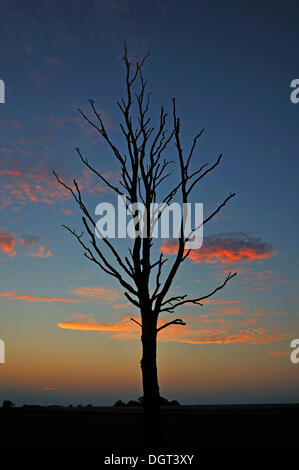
[140,319,163,448]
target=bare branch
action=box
[160,272,237,313]
[131,317,142,328]
[157,318,186,333]
[54,43,236,340]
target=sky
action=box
[0,0,299,406]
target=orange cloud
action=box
[269,351,288,357]
[57,314,140,339]
[0,285,123,305]
[57,321,127,332]
[158,321,289,345]
[28,246,53,258]
[156,309,291,345]
[161,233,273,264]
[216,306,244,316]
[178,329,289,345]
[221,267,287,292]
[112,302,131,309]
[60,208,74,215]
[0,290,80,303]
[201,299,240,305]
[0,228,17,256]
[246,280,288,293]
[56,308,293,346]
[71,286,120,302]
[0,228,50,258]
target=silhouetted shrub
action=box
[170,400,180,406]
[2,400,15,409]
[113,400,126,407]
[159,396,169,405]
[126,400,139,406]
[125,396,180,407]
[138,397,180,406]
[137,396,180,406]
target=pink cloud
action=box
[161,233,274,264]
[60,208,74,216]
[0,160,105,209]
[0,228,17,257]
[28,246,53,258]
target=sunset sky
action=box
[0,0,299,406]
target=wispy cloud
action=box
[19,234,40,248]
[112,301,131,309]
[176,329,289,345]
[220,267,288,292]
[28,246,53,258]
[269,351,288,357]
[0,153,105,210]
[60,208,74,216]
[56,308,295,346]
[70,286,120,302]
[0,290,80,303]
[0,285,122,305]
[201,299,240,305]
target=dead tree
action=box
[54,43,236,443]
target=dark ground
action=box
[0,404,298,450]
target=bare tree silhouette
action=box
[54,43,236,445]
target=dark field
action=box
[0,404,298,449]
